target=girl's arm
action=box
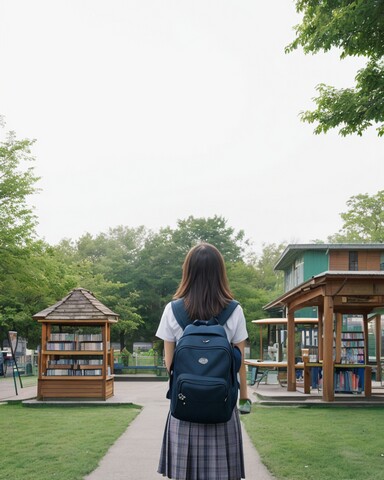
[164,340,175,372]
[234,340,248,400]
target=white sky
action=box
[1,0,383,253]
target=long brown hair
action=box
[174,242,233,320]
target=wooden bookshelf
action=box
[304,362,372,396]
[340,331,365,364]
[34,288,118,401]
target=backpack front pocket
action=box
[171,373,233,424]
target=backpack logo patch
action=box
[198,357,208,365]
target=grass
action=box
[242,406,384,480]
[0,403,140,480]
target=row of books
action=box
[46,342,77,350]
[334,370,361,392]
[79,342,104,351]
[341,341,364,348]
[49,333,103,341]
[46,342,107,351]
[341,332,364,340]
[340,347,364,364]
[46,369,103,376]
[49,358,103,366]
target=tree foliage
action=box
[328,190,384,242]
[0,124,79,348]
[288,0,384,136]
[0,130,39,248]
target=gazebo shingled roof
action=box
[33,288,119,322]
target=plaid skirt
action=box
[158,408,245,480]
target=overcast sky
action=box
[1,1,383,253]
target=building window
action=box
[349,251,358,271]
[294,256,304,285]
[380,253,384,271]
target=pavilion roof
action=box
[33,288,119,322]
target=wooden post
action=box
[335,313,342,364]
[260,325,263,360]
[365,366,372,397]
[318,305,323,362]
[363,314,369,365]
[322,296,334,402]
[102,323,108,400]
[287,309,296,392]
[375,314,381,382]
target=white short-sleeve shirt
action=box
[156,301,248,345]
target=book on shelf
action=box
[46,368,103,376]
[79,342,103,351]
[334,370,361,393]
[83,369,102,376]
[46,341,76,350]
[48,358,75,365]
[50,333,76,341]
[77,333,103,342]
[46,369,72,376]
[76,358,103,365]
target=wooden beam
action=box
[325,281,384,296]
[318,306,323,362]
[375,314,382,382]
[286,309,296,392]
[287,287,324,312]
[322,296,334,402]
[260,325,263,360]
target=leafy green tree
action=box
[0,123,46,347]
[0,129,39,248]
[0,241,79,348]
[173,215,247,262]
[287,1,384,136]
[227,243,285,355]
[328,190,384,242]
[54,229,146,349]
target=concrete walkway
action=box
[0,377,275,479]
[84,382,275,480]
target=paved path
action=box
[84,382,275,480]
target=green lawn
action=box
[0,403,140,480]
[242,406,384,480]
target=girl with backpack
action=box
[156,242,250,480]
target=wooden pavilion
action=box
[34,288,118,400]
[264,271,384,402]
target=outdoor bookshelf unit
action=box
[304,363,372,396]
[34,288,119,400]
[340,331,365,364]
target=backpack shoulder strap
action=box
[171,299,191,330]
[171,298,239,329]
[216,300,239,326]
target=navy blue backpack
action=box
[167,299,241,424]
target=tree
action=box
[0,240,79,348]
[328,190,384,242]
[227,243,285,355]
[287,1,384,136]
[0,129,39,249]
[54,228,146,349]
[172,215,248,262]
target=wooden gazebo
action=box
[265,271,384,402]
[34,288,118,400]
